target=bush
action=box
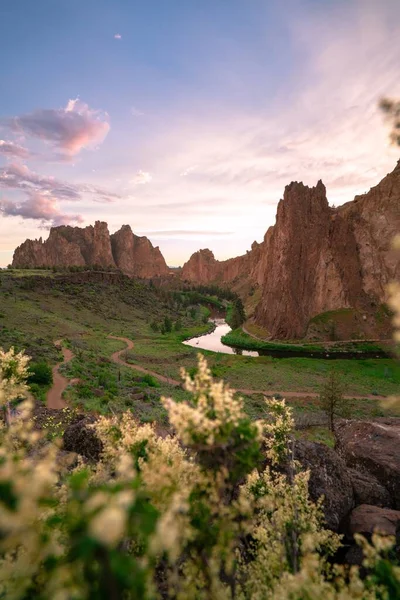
[0,351,399,598]
[27,361,53,386]
[141,374,160,388]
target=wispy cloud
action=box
[137,230,233,237]
[5,99,110,158]
[0,163,122,204]
[0,140,30,159]
[130,170,152,185]
[114,33,122,39]
[131,106,144,117]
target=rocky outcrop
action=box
[347,504,400,537]
[348,469,393,508]
[110,225,169,278]
[183,161,400,339]
[12,221,170,278]
[294,440,354,531]
[13,221,115,269]
[255,161,400,338]
[181,241,265,287]
[335,418,400,509]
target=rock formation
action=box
[182,160,400,339]
[181,242,265,287]
[12,221,169,278]
[110,225,169,278]
[335,418,400,509]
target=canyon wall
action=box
[182,160,400,339]
[12,221,170,278]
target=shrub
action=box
[27,361,53,386]
[141,374,160,388]
[0,350,399,598]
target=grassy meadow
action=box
[0,269,399,443]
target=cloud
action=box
[0,192,83,227]
[131,106,144,117]
[0,163,121,203]
[180,165,197,177]
[137,230,233,237]
[114,33,122,39]
[0,140,30,159]
[130,170,152,185]
[6,99,110,157]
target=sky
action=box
[0,0,400,267]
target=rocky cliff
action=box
[182,160,400,339]
[110,225,169,278]
[12,221,170,278]
[181,241,265,287]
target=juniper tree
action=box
[319,369,349,432]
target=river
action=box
[183,319,258,356]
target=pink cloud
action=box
[0,140,30,159]
[0,162,121,203]
[0,192,83,227]
[6,99,110,157]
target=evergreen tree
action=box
[319,370,349,431]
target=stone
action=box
[348,468,393,508]
[335,418,400,509]
[294,440,354,531]
[347,504,400,536]
[63,416,103,461]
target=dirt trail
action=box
[46,340,74,409]
[108,335,387,401]
[108,335,181,386]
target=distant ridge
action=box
[12,221,170,279]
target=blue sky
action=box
[0,0,400,267]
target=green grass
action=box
[221,328,390,356]
[0,270,399,444]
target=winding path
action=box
[46,340,74,409]
[108,335,181,386]
[108,335,387,401]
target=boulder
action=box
[347,504,400,537]
[295,440,354,531]
[335,419,400,508]
[63,416,103,461]
[348,468,393,508]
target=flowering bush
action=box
[0,350,399,599]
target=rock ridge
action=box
[12,221,170,279]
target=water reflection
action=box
[183,319,258,357]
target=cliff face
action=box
[12,221,169,278]
[110,225,169,277]
[181,241,265,286]
[182,160,400,339]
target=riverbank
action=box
[221,328,393,359]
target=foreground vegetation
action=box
[1,351,399,599]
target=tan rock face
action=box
[181,242,265,286]
[110,225,169,278]
[12,221,169,278]
[182,160,400,339]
